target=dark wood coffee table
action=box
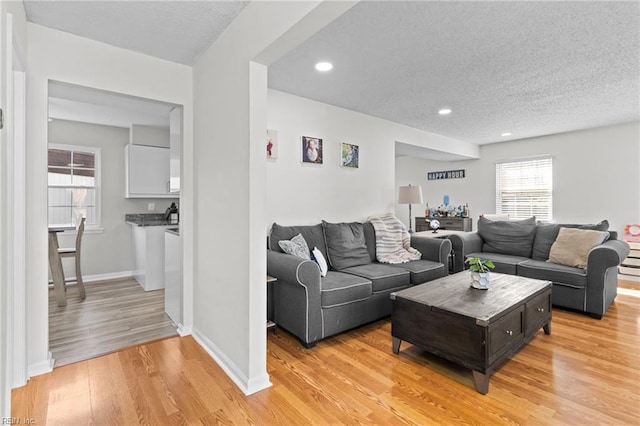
[391,272,551,394]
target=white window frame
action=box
[48,143,102,231]
[495,155,553,221]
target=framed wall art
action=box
[341,142,359,168]
[302,136,323,164]
[266,129,278,159]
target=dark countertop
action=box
[125,213,177,227]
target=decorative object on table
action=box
[429,219,440,233]
[266,129,278,159]
[443,195,449,206]
[427,169,466,180]
[466,257,495,290]
[435,203,467,217]
[340,142,359,168]
[302,136,323,164]
[398,184,424,233]
[424,203,430,218]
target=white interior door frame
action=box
[3,11,28,390]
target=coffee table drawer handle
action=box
[504,330,513,336]
[537,307,545,312]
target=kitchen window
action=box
[48,144,101,228]
[495,156,553,221]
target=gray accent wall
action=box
[49,119,178,279]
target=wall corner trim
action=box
[27,351,54,378]
[192,328,272,396]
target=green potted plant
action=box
[465,257,495,290]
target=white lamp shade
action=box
[398,185,423,204]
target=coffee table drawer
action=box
[489,306,524,362]
[526,291,552,336]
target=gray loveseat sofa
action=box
[449,217,630,319]
[267,221,451,347]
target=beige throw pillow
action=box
[548,228,609,269]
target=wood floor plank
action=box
[49,278,178,367]
[13,286,640,425]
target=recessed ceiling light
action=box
[438,108,452,115]
[315,62,333,72]
[501,132,512,137]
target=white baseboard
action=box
[58,270,134,285]
[192,327,271,396]
[177,324,192,337]
[27,351,54,378]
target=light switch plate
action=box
[147,202,155,211]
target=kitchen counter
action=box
[125,213,177,227]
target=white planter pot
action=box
[470,271,491,290]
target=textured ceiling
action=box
[24,0,249,65]
[269,1,640,145]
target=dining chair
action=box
[59,217,86,300]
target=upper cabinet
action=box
[125,144,172,198]
[169,107,182,194]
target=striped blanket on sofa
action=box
[368,213,422,264]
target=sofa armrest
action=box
[410,236,452,270]
[448,232,484,272]
[584,240,630,317]
[266,250,323,345]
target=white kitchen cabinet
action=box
[131,224,170,291]
[164,229,182,324]
[125,144,172,198]
[169,107,182,194]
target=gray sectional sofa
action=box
[449,217,630,319]
[267,221,451,347]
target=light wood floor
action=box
[49,278,177,367]
[16,287,640,424]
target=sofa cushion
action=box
[548,228,609,269]
[466,252,530,275]
[532,223,561,261]
[478,216,537,257]
[270,223,328,260]
[532,220,612,261]
[322,221,372,270]
[517,259,587,288]
[339,263,410,293]
[388,260,445,284]
[363,222,377,262]
[320,272,372,308]
[278,234,311,260]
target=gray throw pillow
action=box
[478,216,537,258]
[322,221,372,270]
[278,233,311,260]
[532,223,561,261]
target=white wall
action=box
[396,122,640,234]
[267,89,477,225]
[192,0,362,395]
[49,119,178,279]
[26,23,193,378]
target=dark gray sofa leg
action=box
[303,341,317,349]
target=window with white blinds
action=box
[48,144,101,227]
[495,156,552,221]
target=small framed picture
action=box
[302,136,323,164]
[341,142,359,168]
[266,129,278,159]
